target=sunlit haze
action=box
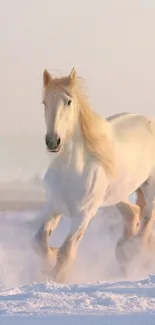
[1,0,155,136]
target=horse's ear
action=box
[69,67,77,82]
[43,69,52,87]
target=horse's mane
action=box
[74,81,115,176]
[44,72,115,176]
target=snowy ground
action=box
[0,202,155,324]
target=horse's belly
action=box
[103,176,143,206]
[103,153,151,206]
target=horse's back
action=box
[109,113,155,141]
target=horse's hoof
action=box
[52,263,68,283]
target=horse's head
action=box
[42,67,115,175]
[42,67,78,153]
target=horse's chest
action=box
[58,171,85,201]
[45,164,105,215]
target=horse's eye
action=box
[67,99,72,106]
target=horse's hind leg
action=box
[136,187,146,216]
[140,211,155,247]
[115,188,145,269]
[136,178,155,248]
[116,192,142,242]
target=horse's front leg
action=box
[52,211,92,283]
[33,203,61,261]
[34,214,61,258]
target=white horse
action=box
[34,67,155,282]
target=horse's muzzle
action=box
[45,133,61,152]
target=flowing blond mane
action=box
[43,69,115,176]
[74,81,115,176]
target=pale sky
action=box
[1,0,155,135]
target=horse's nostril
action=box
[57,137,61,146]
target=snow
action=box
[0,201,155,324]
[1,276,155,316]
